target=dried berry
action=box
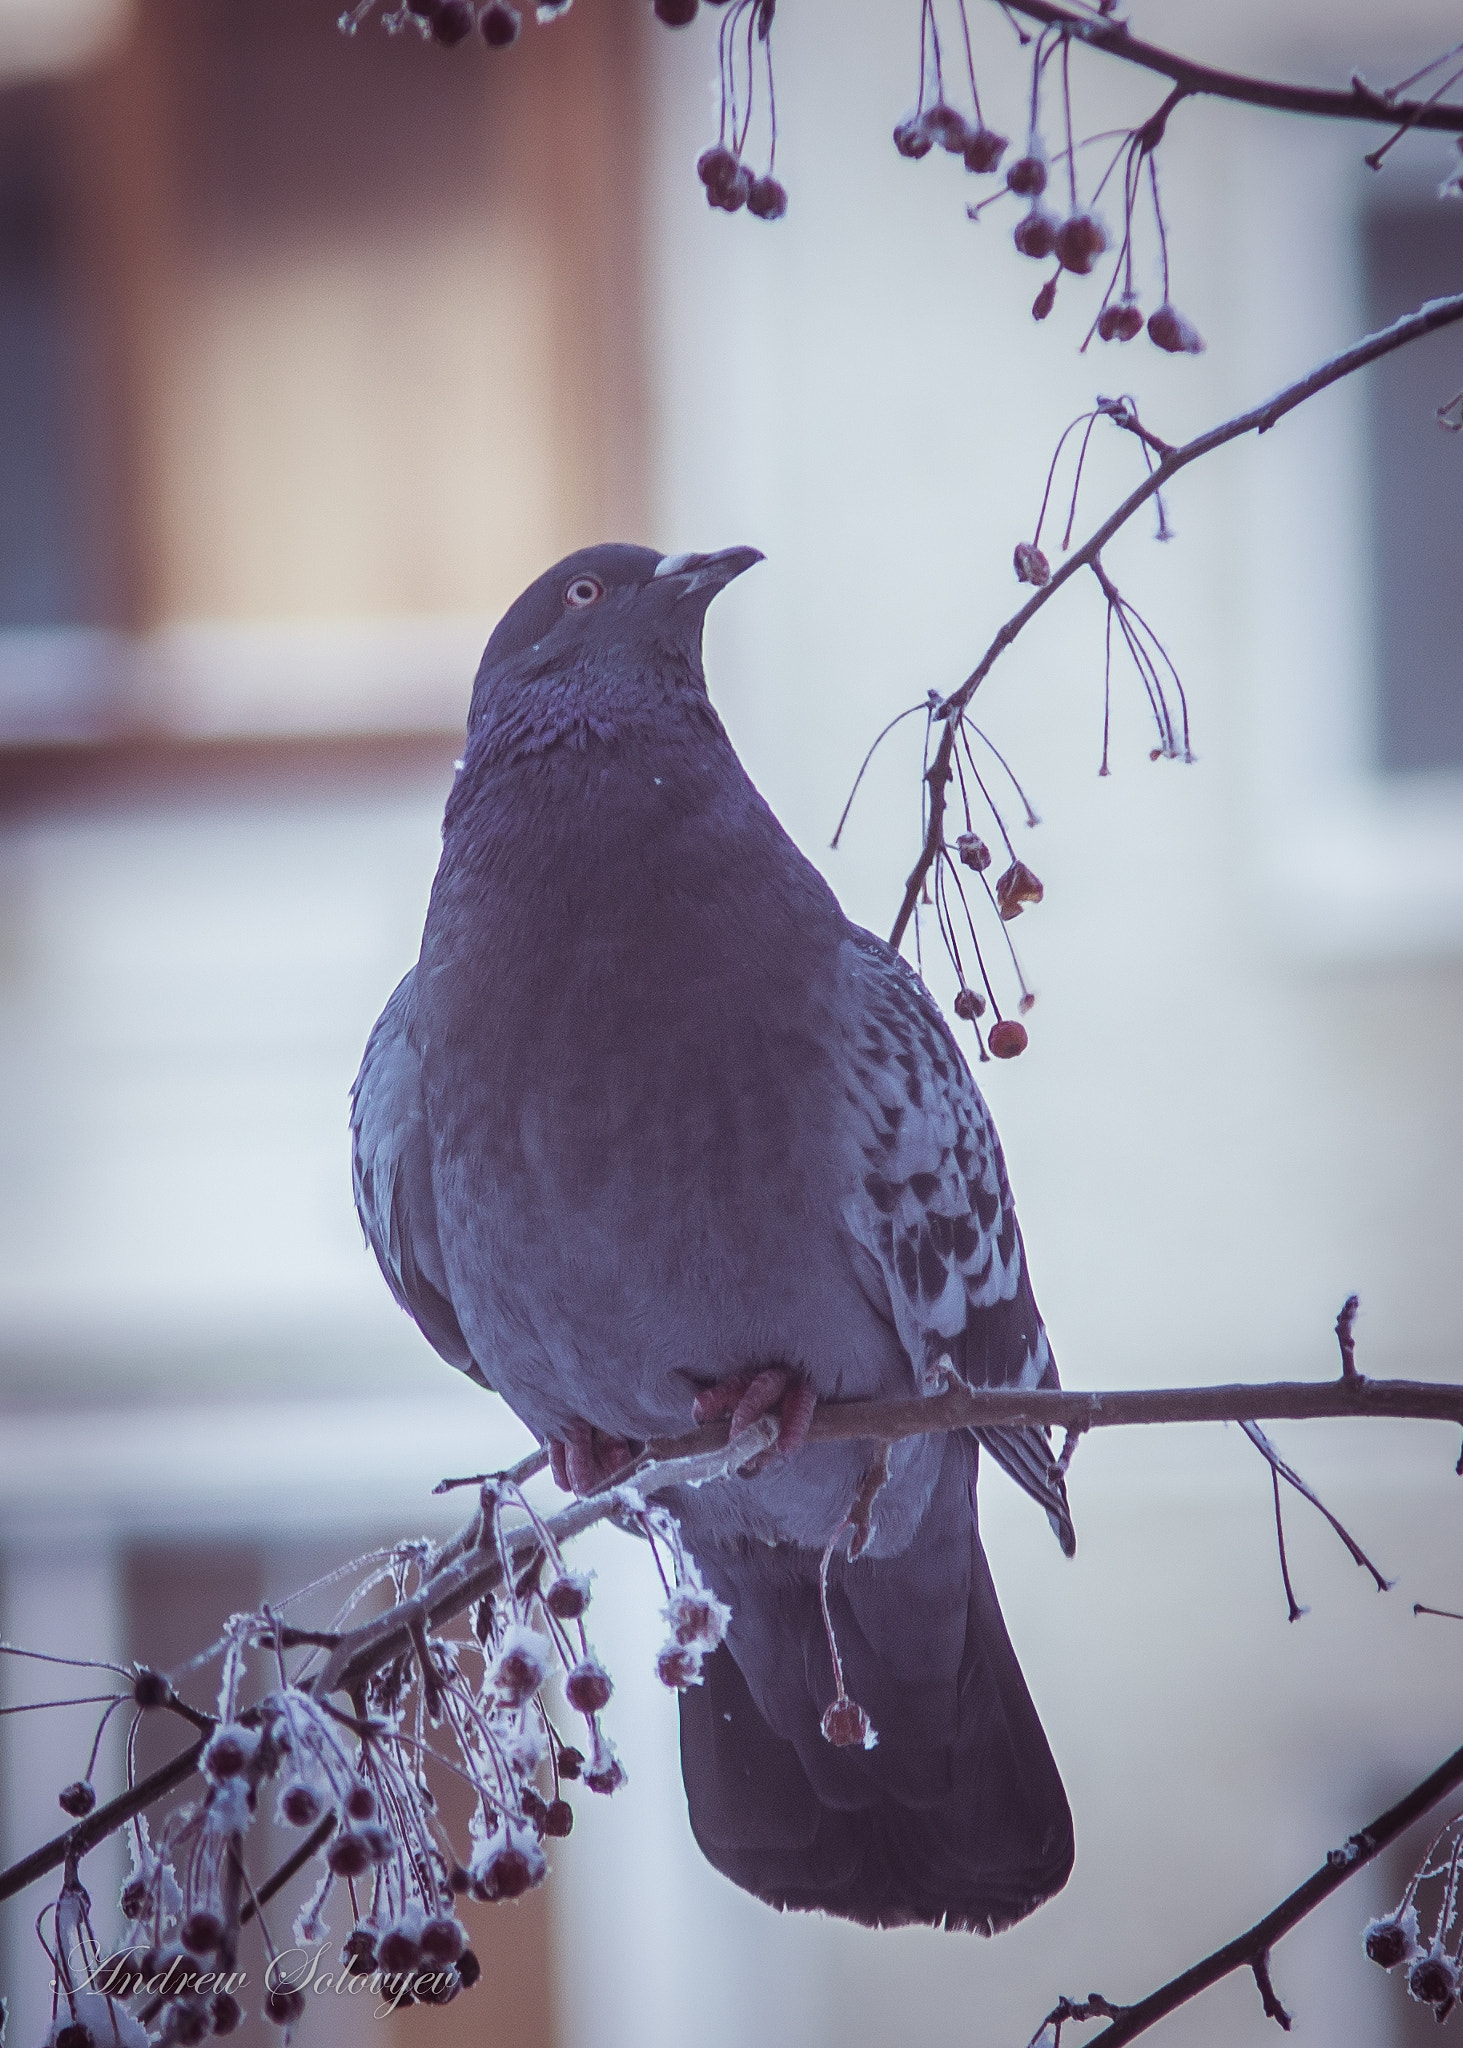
[1410,1950,1459,2008]
[211,1995,243,2037]
[953,988,986,1021]
[1364,1913,1417,1969]
[820,1697,875,1748]
[475,1827,547,1898]
[419,1915,467,1966]
[1013,541,1051,586]
[655,0,698,20]
[263,1988,307,2028]
[987,1018,1028,1058]
[204,1731,250,1778]
[708,162,753,213]
[1006,154,1047,197]
[544,1797,574,1836]
[963,127,1007,173]
[1012,209,1058,260]
[58,1779,96,1817]
[378,1925,421,1972]
[1054,212,1106,275]
[327,1832,373,1879]
[893,116,934,160]
[479,1,521,44]
[543,1571,591,1620]
[133,1670,170,1709]
[584,1749,626,1795]
[430,0,475,42]
[664,1589,727,1647]
[1147,303,1206,354]
[996,859,1044,918]
[657,1644,701,1688]
[1097,300,1143,342]
[457,1949,483,1990]
[182,1909,224,1955]
[747,175,788,221]
[955,831,991,870]
[923,103,972,153]
[557,1745,584,1779]
[280,1782,322,1828]
[492,1625,552,1706]
[1032,278,1057,321]
[344,1780,376,1821]
[169,2001,210,2047]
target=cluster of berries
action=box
[359,0,525,49]
[696,144,787,219]
[1366,1818,1463,2025]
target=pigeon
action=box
[351,542,1075,1932]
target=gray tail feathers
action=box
[677,1441,1073,1932]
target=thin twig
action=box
[889,290,1463,947]
[1057,1738,1463,2044]
[994,0,1463,137]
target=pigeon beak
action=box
[652,546,765,597]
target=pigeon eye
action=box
[564,575,604,608]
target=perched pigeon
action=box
[352,543,1074,1932]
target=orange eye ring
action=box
[564,575,604,608]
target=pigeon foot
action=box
[691,1367,817,1476]
[547,1418,636,1495]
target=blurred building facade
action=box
[2,1,1461,2045]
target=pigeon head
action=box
[467,542,763,734]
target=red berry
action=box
[747,175,788,220]
[1012,209,1057,260]
[544,1797,574,1836]
[893,117,934,160]
[211,1995,243,2037]
[565,1660,613,1713]
[280,1783,322,1827]
[182,1909,224,1954]
[133,1670,169,1708]
[205,1733,248,1778]
[953,988,986,1021]
[1032,278,1056,321]
[430,0,474,44]
[995,858,1044,918]
[1147,302,1205,354]
[963,127,1007,173]
[345,1781,376,1821]
[327,1832,373,1878]
[479,1,520,44]
[1054,212,1106,275]
[544,1573,590,1620]
[657,1644,700,1688]
[457,1949,483,1990]
[1006,154,1047,196]
[377,1926,420,1972]
[708,162,752,213]
[1098,300,1143,342]
[1365,1918,1413,1969]
[956,832,991,870]
[59,1780,96,1817]
[419,1916,466,1966]
[922,103,972,153]
[820,1697,873,1747]
[1013,541,1051,586]
[557,1745,584,1779]
[987,1019,1029,1058]
[264,1988,307,2028]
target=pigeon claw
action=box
[547,1418,635,1496]
[692,1367,817,1476]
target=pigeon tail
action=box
[676,1436,1072,1932]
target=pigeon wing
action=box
[841,928,1073,1554]
[350,969,489,1388]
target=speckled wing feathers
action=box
[841,930,1074,1555]
[350,970,487,1388]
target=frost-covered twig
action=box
[1029,1740,1463,2045]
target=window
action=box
[1362,197,1463,773]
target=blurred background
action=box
[1,0,1461,2042]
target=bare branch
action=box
[996,1,1463,138]
[890,290,1463,947]
[1046,1738,1463,2045]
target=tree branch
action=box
[996,0,1463,137]
[1052,1737,1463,2045]
[889,291,1463,948]
[0,1737,206,1906]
